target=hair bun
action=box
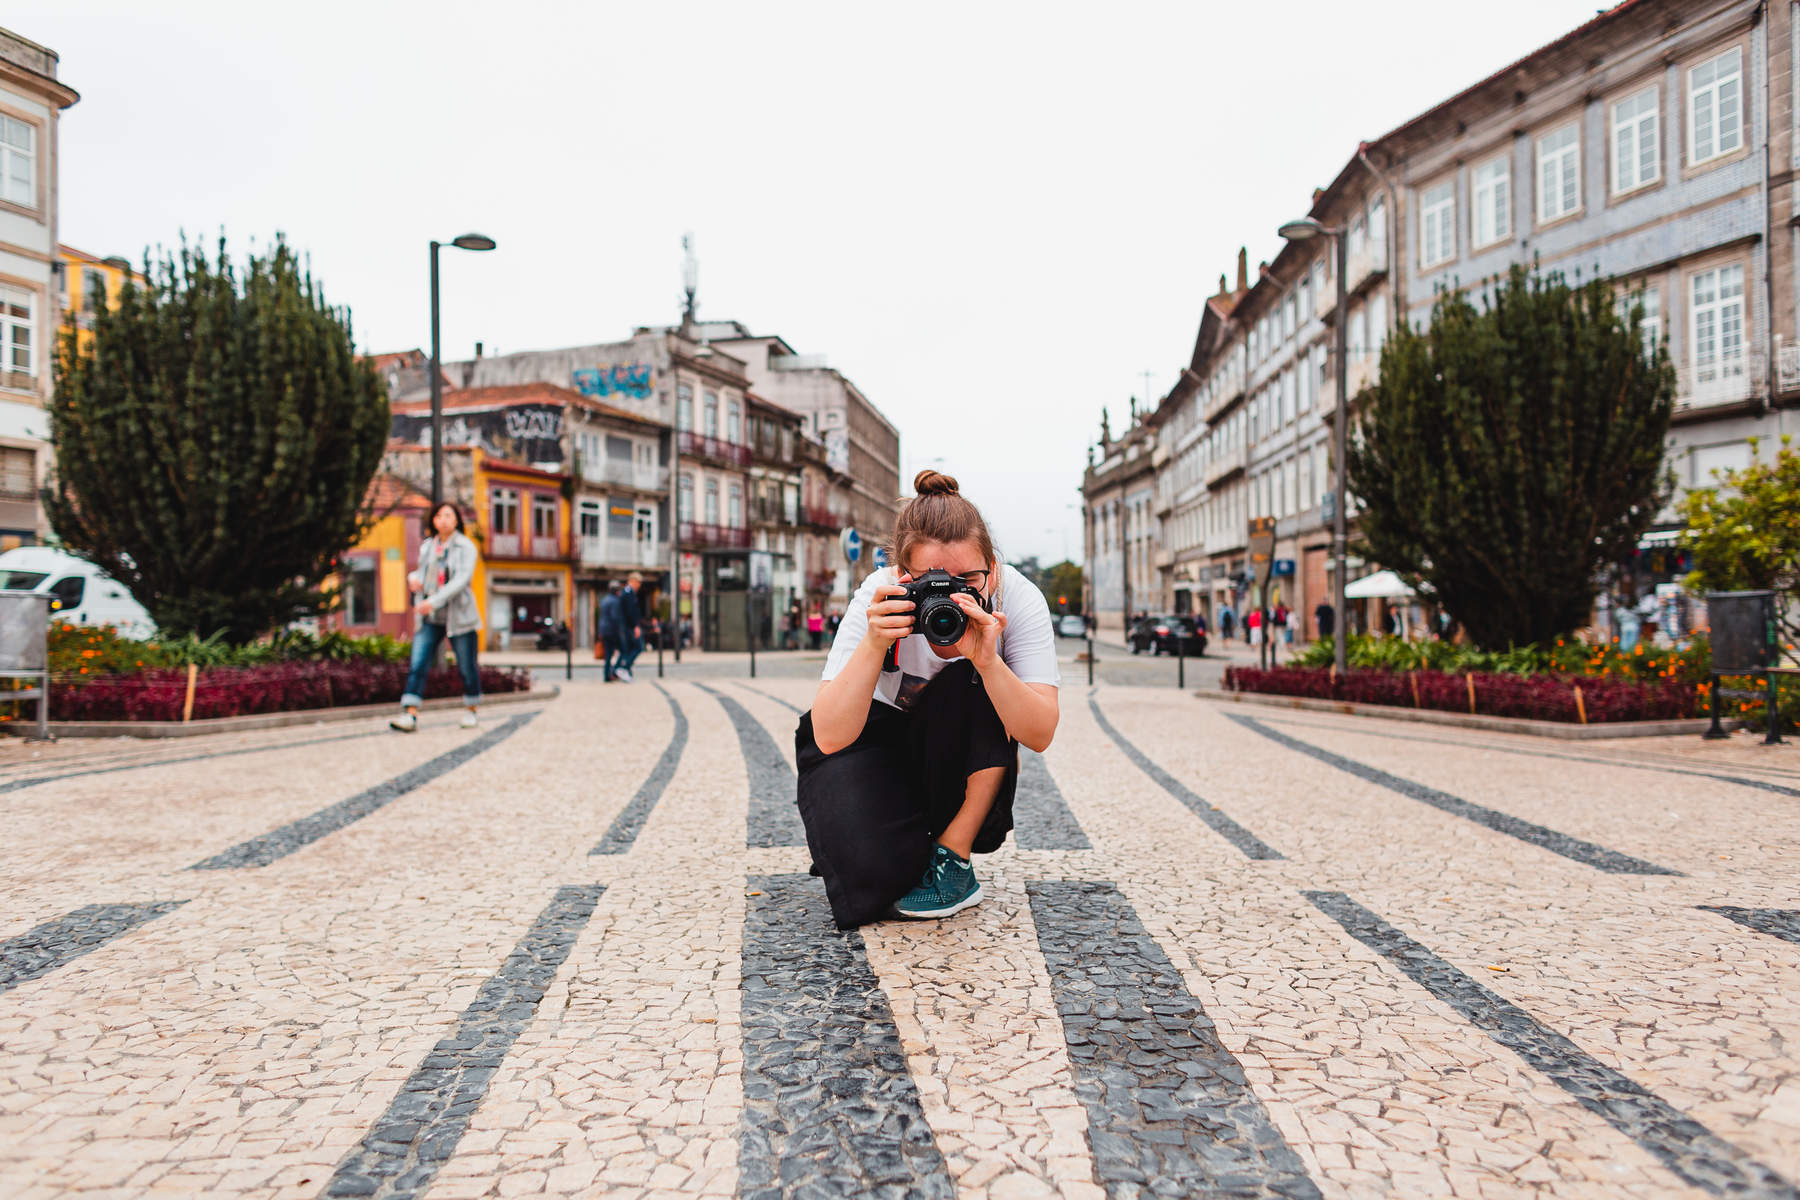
[913,469,959,497]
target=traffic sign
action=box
[841,527,861,564]
[873,546,889,569]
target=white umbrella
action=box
[1344,569,1417,600]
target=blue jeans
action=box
[619,631,644,673]
[402,621,481,708]
[602,628,623,679]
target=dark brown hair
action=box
[425,500,465,537]
[892,470,996,577]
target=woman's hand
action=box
[866,573,916,649]
[413,600,434,618]
[950,593,1006,670]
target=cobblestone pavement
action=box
[2,680,1798,1199]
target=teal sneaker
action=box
[893,843,983,919]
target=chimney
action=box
[1218,273,1228,296]
[475,341,484,358]
[1236,248,1248,292]
[1258,260,1270,278]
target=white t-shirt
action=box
[822,563,1061,710]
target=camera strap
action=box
[882,642,899,673]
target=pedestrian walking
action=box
[1219,607,1235,640]
[599,582,623,682]
[1314,601,1335,640]
[808,607,825,650]
[828,608,843,638]
[799,469,1060,929]
[616,571,644,682]
[1248,607,1263,646]
[785,602,802,650]
[390,501,483,733]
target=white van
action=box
[0,547,156,640]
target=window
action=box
[1473,156,1510,246]
[578,498,602,539]
[531,494,558,539]
[1368,293,1388,357]
[1299,351,1314,413]
[703,391,718,438]
[1690,263,1745,384]
[1689,47,1743,165]
[0,446,31,497]
[49,574,85,612]
[704,479,719,525]
[1281,368,1296,425]
[1616,286,1663,353]
[1283,294,1296,340]
[1419,181,1455,267]
[678,473,694,521]
[1349,214,1367,259]
[1537,123,1581,222]
[342,558,377,626]
[490,487,519,534]
[0,285,32,379]
[677,384,693,431]
[727,398,742,444]
[1348,307,1368,365]
[0,116,33,208]
[1612,86,1660,193]
[1299,275,1313,321]
[729,482,743,527]
[1368,195,1387,257]
[1310,260,1326,305]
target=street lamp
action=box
[429,233,498,505]
[1279,215,1349,679]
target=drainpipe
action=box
[1758,0,1778,410]
[1356,142,1403,332]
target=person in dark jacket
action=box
[599,583,624,682]
[1314,601,1335,640]
[617,572,644,681]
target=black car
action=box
[1128,614,1207,656]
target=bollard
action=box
[1175,628,1184,690]
[565,625,573,682]
[1086,633,1094,687]
[1703,672,1726,738]
[1765,671,1784,745]
[656,620,665,678]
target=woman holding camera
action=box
[798,470,1060,928]
[389,500,483,733]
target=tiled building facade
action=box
[1091,0,1800,639]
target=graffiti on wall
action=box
[573,364,653,400]
[504,407,562,441]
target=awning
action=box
[1637,529,1683,548]
[1344,569,1417,600]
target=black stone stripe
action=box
[1702,906,1800,946]
[734,683,804,715]
[323,884,604,1200]
[1015,749,1091,850]
[0,901,188,995]
[1305,890,1798,1199]
[1028,880,1322,1200]
[0,724,405,796]
[190,711,540,870]
[695,683,803,849]
[1089,699,1284,860]
[739,874,953,1199]
[589,683,688,855]
[1226,713,1679,876]
[1257,714,1800,799]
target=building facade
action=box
[1081,406,1161,638]
[1095,0,1800,641]
[0,28,76,547]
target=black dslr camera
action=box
[901,569,988,645]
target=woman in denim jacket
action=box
[390,501,483,732]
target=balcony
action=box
[1346,239,1388,295]
[807,569,838,595]
[1153,548,1174,569]
[579,535,667,569]
[751,498,799,526]
[488,531,565,561]
[583,458,669,492]
[680,521,751,550]
[752,433,800,469]
[1202,372,1245,424]
[679,430,752,468]
[801,504,846,531]
[1204,444,1246,486]
[1676,350,1765,415]
[1779,338,1800,395]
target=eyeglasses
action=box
[906,566,991,590]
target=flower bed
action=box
[1222,665,1697,724]
[47,660,532,723]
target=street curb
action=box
[1191,688,1732,740]
[29,686,561,740]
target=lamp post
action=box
[1278,216,1349,679]
[428,233,497,505]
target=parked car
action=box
[1055,613,1087,639]
[1128,614,1207,656]
[0,547,156,639]
[533,618,570,652]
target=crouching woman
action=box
[797,470,1060,928]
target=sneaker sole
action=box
[893,883,983,920]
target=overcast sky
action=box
[18,0,1606,566]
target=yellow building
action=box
[57,245,132,354]
[329,448,573,651]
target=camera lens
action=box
[921,597,966,646]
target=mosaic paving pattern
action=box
[2,679,1798,1200]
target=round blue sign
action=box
[873,546,889,569]
[842,527,862,563]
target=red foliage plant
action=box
[50,661,531,723]
[1222,666,1694,724]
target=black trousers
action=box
[794,660,1018,929]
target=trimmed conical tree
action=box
[47,236,389,643]
[1346,265,1676,650]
